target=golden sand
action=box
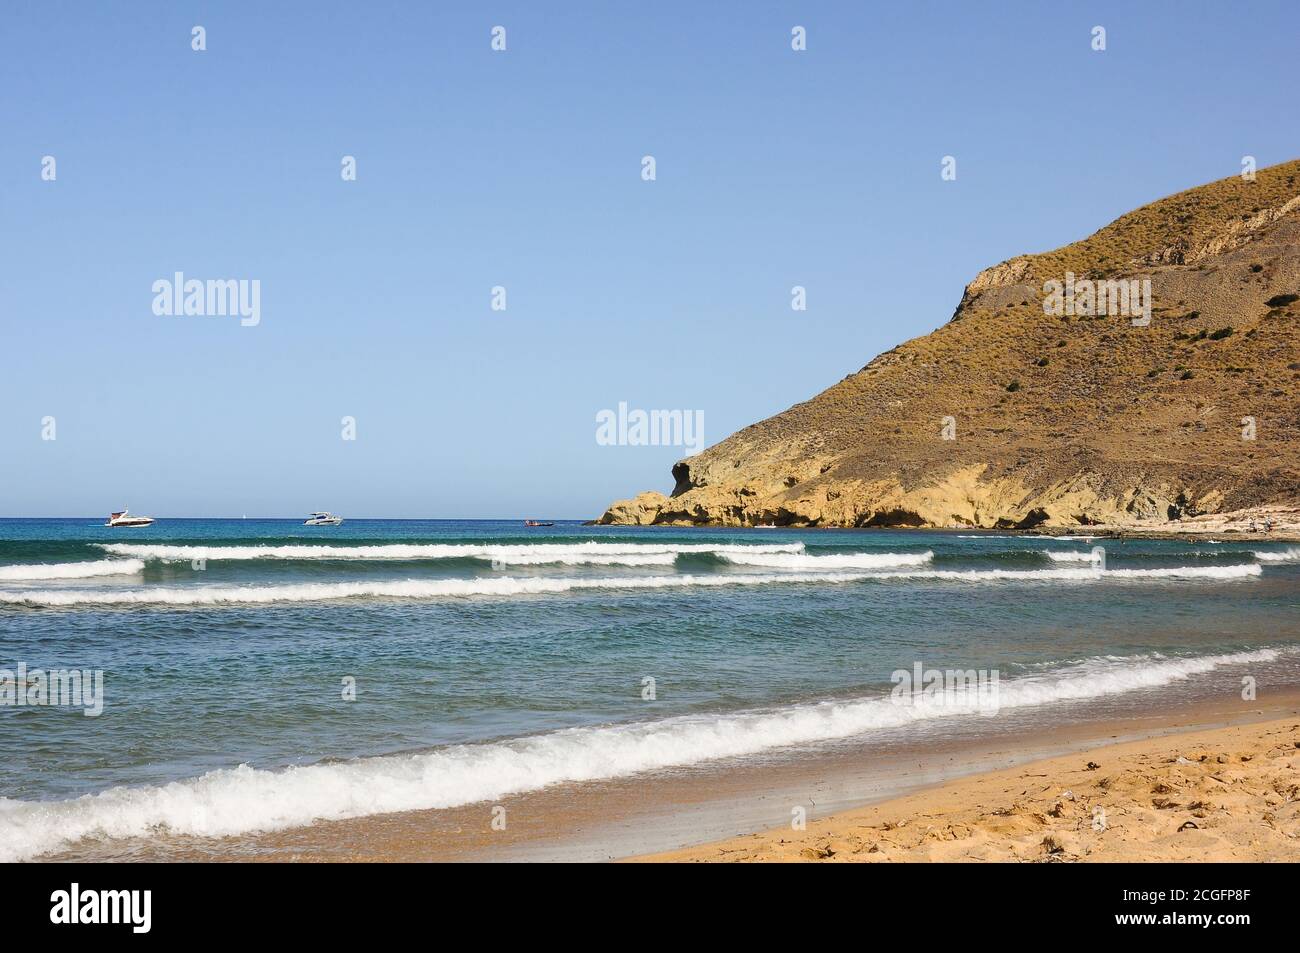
[636,717,1300,862]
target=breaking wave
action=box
[96,542,806,562]
[0,572,874,606]
[486,553,677,567]
[720,551,933,570]
[0,563,1261,607]
[1254,547,1300,563]
[0,559,145,581]
[0,647,1279,862]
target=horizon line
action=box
[0,515,597,522]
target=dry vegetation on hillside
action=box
[600,161,1300,530]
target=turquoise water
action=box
[0,518,1297,860]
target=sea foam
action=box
[1044,551,1098,562]
[0,571,876,606]
[721,550,933,569]
[488,553,678,567]
[0,559,145,581]
[1254,547,1300,563]
[0,647,1280,862]
[96,542,807,561]
[0,563,1262,607]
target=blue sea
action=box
[1,517,1297,861]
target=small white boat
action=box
[304,512,343,526]
[106,509,155,528]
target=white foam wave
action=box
[0,572,870,606]
[721,550,933,570]
[1254,547,1300,563]
[1044,551,1098,562]
[96,542,806,561]
[0,647,1280,862]
[0,559,146,581]
[908,565,1260,581]
[488,553,677,567]
[0,563,1260,607]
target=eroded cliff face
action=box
[598,162,1300,530]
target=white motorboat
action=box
[304,512,343,526]
[106,509,155,528]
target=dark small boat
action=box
[523,520,555,527]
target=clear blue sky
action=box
[3,1,1297,518]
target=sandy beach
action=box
[637,715,1300,863]
[33,690,1297,863]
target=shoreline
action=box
[589,524,1300,544]
[636,712,1300,863]
[42,690,1300,863]
[591,505,1300,543]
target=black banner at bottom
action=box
[0,860,1282,938]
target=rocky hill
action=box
[598,161,1300,530]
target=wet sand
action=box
[42,688,1300,863]
[642,715,1300,863]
